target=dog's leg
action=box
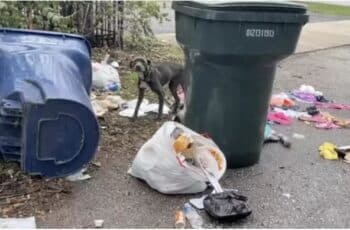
[169,81,180,114]
[155,89,165,120]
[131,88,145,122]
[149,80,165,120]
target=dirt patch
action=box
[0,162,72,219]
[96,111,163,166]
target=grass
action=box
[303,1,350,16]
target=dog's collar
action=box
[143,65,153,82]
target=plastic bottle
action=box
[183,203,203,229]
[175,210,186,229]
[105,82,119,92]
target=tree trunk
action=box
[92,1,96,36]
[118,0,124,50]
[81,3,90,34]
[113,1,117,46]
[26,6,33,29]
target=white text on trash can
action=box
[246,29,275,38]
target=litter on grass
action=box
[66,168,92,181]
[91,93,125,117]
[92,54,121,92]
[119,99,170,118]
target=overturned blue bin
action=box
[0,28,99,177]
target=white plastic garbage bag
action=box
[92,62,121,92]
[128,121,226,194]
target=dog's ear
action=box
[147,59,151,66]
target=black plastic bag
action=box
[306,106,319,116]
[203,191,252,221]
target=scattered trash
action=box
[119,108,145,118]
[267,134,291,148]
[91,161,102,167]
[300,112,350,129]
[344,154,350,164]
[183,203,203,229]
[290,91,316,103]
[290,84,322,104]
[203,191,252,221]
[194,156,252,222]
[264,124,291,148]
[282,193,291,199]
[175,211,186,229]
[273,107,309,119]
[299,84,322,95]
[292,133,305,139]
[335,145,350,153]
[315,122,340,129]
[319,142,338,160]
[128,121,226,194]
[319,142,350,163]
[335,145,350,163]
[119,99,170,118]
[91,94,125,117]
[90,92,97,100]
[267,111,293,125]
[110,61,119,69]
[306,106,319,116]
[189,196,207,210]
[315,101,350,110]
[189,188,240,211]
[143,103,171,114]
[264,124,274,139]
[92,54,121,92]
[290,85,350,112]
[0,217,36,229]
[94,219,104,228]
[91,100,109,117]
[315,95,329,103]
[66,168,92,181]
[270,93,296,108]
[104,95,125,109]
[300,113,335,129]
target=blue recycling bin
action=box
[0,28,99,177]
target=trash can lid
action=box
[173,1,308,23]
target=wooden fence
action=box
[61,1,124,49]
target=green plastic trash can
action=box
[172,1,308,168]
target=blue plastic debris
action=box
[0,28,99,177]
[264,124,273,139]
